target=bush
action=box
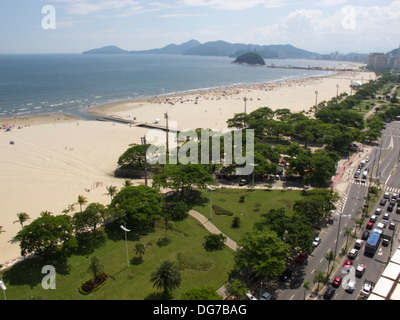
[231,216,241,228]
[79,273,109,295]
[212,205,233,216]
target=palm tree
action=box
[343,227,353,251]
[123,180,133,188]
[104,186,118,201]
[88,256,104,280]
[313,270,325,294]
[324,251,336,275]
[302,281,311,300]
[13,212,31,229]
[0,226,5,235]
[150,260,181,295]
[77,195,88,212]
[134,243,145,259]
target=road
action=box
[276,120,400,300]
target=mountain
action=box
[183,40,248,57]
[83,45,129,54]
[130,39,201,54]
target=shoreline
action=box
[0,69,376,266]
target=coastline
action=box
[0,69,376,266]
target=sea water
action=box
[0,54,346,119]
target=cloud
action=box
[180,0,287,10]
[49,0,143,15]
[315,0,348,6]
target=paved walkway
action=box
[188,210,238,251]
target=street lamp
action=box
[250,163,259,191]
[0,279,6,300]
[314,90,318,116]
[120,225,131,268]
[141,136,148,186]
[164,112,169,157]
[244,97,247,114]
[207,185,215,220]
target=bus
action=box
[364,228,382,256]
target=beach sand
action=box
[0,70,375,266]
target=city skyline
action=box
[0,0,399,54]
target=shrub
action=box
[204,234,226,251]
[79,273,109,295]
[231,216,241,228]
[212,205,233,216]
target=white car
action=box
[361,282,372,297]
[383,213,390,220]
[348,248,358,259]
[312,237,321,247]
[375,208,382,215]
[354,239,363,249]
[245,291,257,300]
[365,157,369,162]
[346,280,356,293]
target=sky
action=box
[0,0,399,54]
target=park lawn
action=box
[193,188,303,243]
[0,216,235,300]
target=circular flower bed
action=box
[79,273,109,295]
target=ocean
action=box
[0,54,348,120]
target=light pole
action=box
[120,225,131,268]
[164,112,169,157]
[0,279,6,300]
[314,90,318,116]
[244,97,247,114]
[141,136,148,186]
[207,185,215,220]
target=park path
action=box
[188,210,238,251]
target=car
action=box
[392,193,398,201]
[356,264,366,278]
[380,199,388,206]
[375,208,382,215]
[312,237,321,247]
[389,222,396,230]
[365,156,369,162]
[345,279,356,293]
[388,203,394,212]
[245,291,257,300]
[397,207,400,214]
[354,172,359,178]
[296,252,309,263]
[239,179,248,186]
[259,292,273,300]
[384,192,390,199]
[348,248,358,260]
[343,259,353,268]
[383,213,390,220]
[323,286,336,300]
[362,230,370,240]
[382,239,390,246]
[279,269,293,282]
[377,221,387,228]
[361,282,372,297]
[354,239,363,249]
[370,215,377,222]
[332,276,343,288]
[366,221,374,230]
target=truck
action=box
[364,228,382,256]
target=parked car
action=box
[343,259,353,267]
[345,279,356,293]
[370,215,377,222]
[361,282,373,297]
[388,203,394,212]
[362,230,370,240]
[354,239,363,249]
[312,237,321,247]
[389,222,396,230]
[377,221,387,228]
[382,239,390,246]
[245,291,257,300]
[391,193,398,201]
[380,199,387,206]
[383,213,390,220]
[239,179,248,186]
[323,286,336,300]
[375,208,382,215]
[356,264,366,278]
[396,206,400,214]
[384,192,390,199]
[366,222,374,230]
[296,252,309,263]
[348,248,358,260]
[332,276,343,288]
[260,292,274,300]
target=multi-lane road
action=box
[277,120,400,300]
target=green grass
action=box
[0,216,235,300]
[193,188,303,243]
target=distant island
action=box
[83,39,369,63]
[233,52,265,66]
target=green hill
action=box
[233,52,266,65]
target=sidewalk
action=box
[188,210,238,251]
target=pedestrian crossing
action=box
[385,186,400,194]
[349,179,400,193]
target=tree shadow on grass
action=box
[144,291,173,300]
[75,231,107,256]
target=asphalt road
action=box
[276,120,400,300]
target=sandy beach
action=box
[0,70,375,266]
